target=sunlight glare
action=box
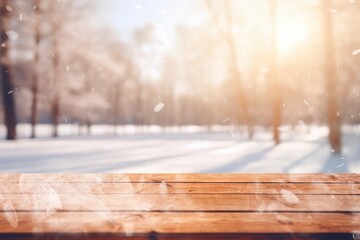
[277,19,309,55]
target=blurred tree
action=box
[1,0,360,143]
[322,0,341,153]
[159,55,176,130]
[269,0,281,145]
[106,38,130,133]
[30,0,41,138]
[205,0,254,139]
[40,0,91,137]
[333,1,360,126]
[132,24,160,127]
[0,0,17,140]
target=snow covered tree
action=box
[39,0,91,137]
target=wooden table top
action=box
[0,173,359,239]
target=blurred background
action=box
[0,0,359,173]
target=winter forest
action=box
[0,0,360,173]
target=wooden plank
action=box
[0,233,354,240]
[0,235,151,240]
[0,194,359,212]
[1,182,359,194]
[1,174,359,183]
[1,174,359,238]
[0,212,359,234]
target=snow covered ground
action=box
[0,124,359,173]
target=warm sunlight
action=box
[277,18,309,54]
[1,0,359,237]
[1,0,359,174]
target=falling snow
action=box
[352,49,360,55]
[303,99,310,106]
[5,31,19,41]
[154,103,165,113]
[5,5,12,12]
[62,116,68,123]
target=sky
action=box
[95,0,204,41]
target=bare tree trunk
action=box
[86,121,91,136]
[30,0,41,138]
[269,0,281,145]
[225,1,254,139]
[322,0,341,154]
[0,0,17,140]
[206,85,213,133]
[112,81,122,135]
[133,64,144,128]
[30,78,38,138]
[204,0,254,138]
[51,36,60,137]
[52,94,60,137]
[135,80,143,126]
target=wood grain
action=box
[1,182,359,194]
[0,194,359,212]
[0,212,359,234]
[0,174,359,239]
[1,173,359,183]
